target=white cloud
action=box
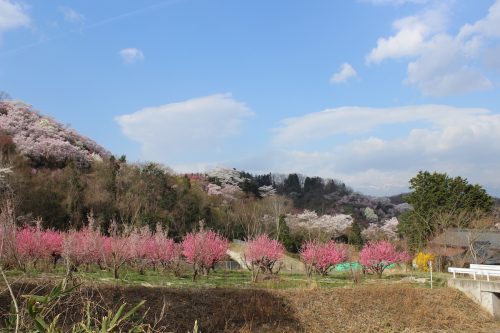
[330,63,357,84]
[118,48,144,64]
[0,0,30,37]
[270,105,500,195]
[405,35,493,96]
[366,6,446,64]
[483,45,500,70]
[366,1,500,96]
[458,0,500,39]
[116,94,253,165]
[59,7,85,25]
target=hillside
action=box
[0,101,411,243]
[0,101,411,223]
[1,100,497,242]
[0,101,110,168]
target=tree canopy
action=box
[399,171,494,250]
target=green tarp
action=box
[333,262,396,271]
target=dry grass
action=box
[1,281,498,332]
[283,284,500,333]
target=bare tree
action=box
[263,195,290,239]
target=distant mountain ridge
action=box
[0,101,110,168]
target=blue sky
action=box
[1,0,500,195]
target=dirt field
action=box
[1,282,498,332]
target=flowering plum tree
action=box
[102,220,133,279]
[129,226,155,274]
[243,234,285,282]
[300,240,347,277]
[286,210,353,238]
[15,226,42,270]
[15,220,64,271]
[62,228,103,274]
[41,229,64,267]
[361,217,399,241]
[359,240,410,278]
[152,229,182,275]
[182,229,228,281]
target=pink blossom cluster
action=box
[0,101,110,167]
[181,230,229,279]
[300,240,347,276]
[15,225,63,269]
[63,225,103,267]
[244,234,284,276]
[128,226,181,272]
[3,223,180,278]
[359,240,410,277]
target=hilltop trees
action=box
[399,171,494,250]
[0,101,110,168]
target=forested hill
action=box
[221,169,411,223]
[0,101,411,235]
[0,101,110,168]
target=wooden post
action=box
[429,261,433,289]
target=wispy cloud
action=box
[0,0,30,39]
[59,7,85,25]
[0,0,182,56]
[119,48,144,64]
[361,0,429,6]
[330,63,357,84]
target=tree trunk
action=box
[192,264,198,281]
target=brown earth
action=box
[1,282,498,333]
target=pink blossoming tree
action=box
[102,220,133,279]
[359,240,410,278]
[300,240,347,277]
[182,229,228,281]
[243,234,285,282]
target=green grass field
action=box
[3,265,449,290]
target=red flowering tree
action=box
[15,226,43,271]
[182,229,228,281]
[359,240,410,278]
[41,229,64,268]
[300,240,347,277]
[243,234,285,282]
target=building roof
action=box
[430,228,500,249]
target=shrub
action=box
[415,252,435,272]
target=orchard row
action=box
[0,220,410,281]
